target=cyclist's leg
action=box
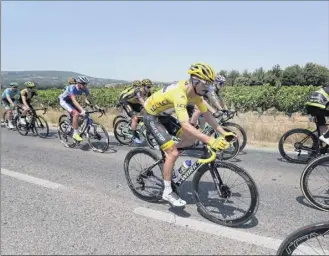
[306,106,328,136]
[122,101,142,143]
[59,99,82,141]
[2,100,14,128]
[143,114,186,207]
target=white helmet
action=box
[76,76,89,84]
[215,75,226,84]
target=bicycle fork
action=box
[208,163,231,201]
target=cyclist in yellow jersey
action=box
[143,62,236,207]
[119,79,152,144]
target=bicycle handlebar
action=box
[198,135,237,164]
[85,109,106,118]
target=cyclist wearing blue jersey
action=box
[59,76,99,142]
[1,82,19,129]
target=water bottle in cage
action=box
[172,160,192,183]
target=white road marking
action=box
[134,207,328,254]
[1,168,65,190]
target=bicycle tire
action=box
[276,222,329,255]
[35,115,49,138]
[86,122,110,153]
[57,120,77,148]
[145,130,159,150]
[58,114,69,125]
[222,122,247,151]
[124,147,164,202]
[112,115,126,128]
[278,128,319,164]
[300,154,329,212]
[15,114,29,136]
[192,161,259,227]
[114,119,133,145]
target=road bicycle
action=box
[278,115,328,164]
[15,107,49,138]
[300,154,329,212]
[276,221,329,255]
[113,116,153,147]
[124,136,259,227]
[58,109,110,153]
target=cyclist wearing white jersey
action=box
[190,75,227,127]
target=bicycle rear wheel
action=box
[114,119,133,145]
[278,128,319,164]
[300,154,329,212]
[124,148,164,202]
[222,122,247,151]
[15,115,29,136]
[210,127,240,161]
[57,120,76,148]
[35,115,49,138]
[87,122,110,153]
[276,222,329,255]
[192,161,259,227]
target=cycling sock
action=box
[163,180,172,195]
[324,131,329,138]
[73,129,78,135]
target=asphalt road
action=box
[1,127,328,255]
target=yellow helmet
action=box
[24,81,35,88]
[132,80,142,87]
[141,79,152,86]
[188,62,215,82]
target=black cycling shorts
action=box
[305,105,329,126]
[121,101,143,118]
[143,114,182,151]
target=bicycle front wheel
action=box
[192,161,259,227]
[300,154,329,212]
[278,128,319,164]
[86,122,110,153]
[112,115,126,128]
[124,148,164,202]
[35,115,49,138]
[276,222,329,255]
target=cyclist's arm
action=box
[6,94,15,106]
[136,91,145,105]
[202,98,216,114]
[206,91,223,111]
[203,111,228,135]
[70,95,84,112]
[217,93,228,109]
[21,95,30,109]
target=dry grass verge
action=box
[1,107,316,149]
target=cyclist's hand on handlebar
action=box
[80,109,86,116]
[207,137,230,151]
[222,131,237,142]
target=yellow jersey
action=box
[144,80,207,122]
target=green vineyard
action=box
[35,84,318,114]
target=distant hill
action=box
[1,70,129,88]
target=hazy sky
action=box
[2,1,328,82]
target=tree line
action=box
[217,62,329,87]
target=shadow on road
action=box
[79,143,118,154]
[296,195,327,211]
